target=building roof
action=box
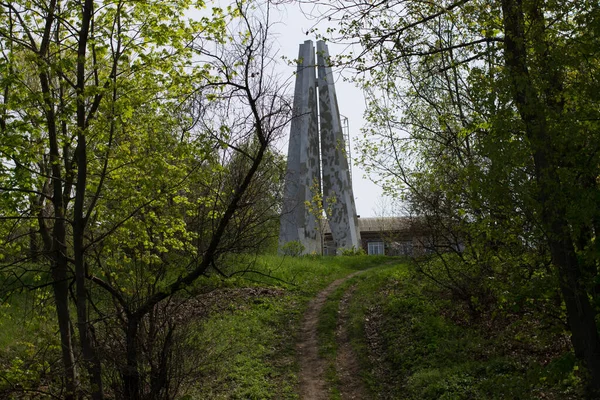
[357,217,411,232]
[323,216,412,234]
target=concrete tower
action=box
[279,40,361,255]
[279,40,321,254]
[316,40,361,253]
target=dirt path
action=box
[296,270,368,400]
[336,283,369,399]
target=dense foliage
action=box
[306,0,600,394]
[0,1,288,398]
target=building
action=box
[323,217,432,256]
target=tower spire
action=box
[279,40,361,255]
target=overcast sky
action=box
[267,2,385,218]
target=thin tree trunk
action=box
[124,317,141,400]
[51,258,77,400]
[39,66,78,399]
[150,322,174,399]
[73,0,104,397]
[35,2,79,396]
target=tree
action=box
[305,178,337,255]
[115,7,291,396]
[0,0,291,398]
[303,0,600,393]
[192,134,286,261]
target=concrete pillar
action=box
[279,40,322,255]
[316,40,361,253]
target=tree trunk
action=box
[48,130,77,400]
[28,225,39,262]
[39,66,78,399]
[36,2,79,396]
[124,317,141,400]
[72,0,105,397]
[501,0,600,394]
[51,257,77,400]
[549,229,600,392]
[150,322,174,400]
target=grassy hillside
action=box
[342,263,584,399]
[0,255,585,399]
[0,255,383,399]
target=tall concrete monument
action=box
[279,40,361,255]
[279,40,322,254]
[316,41,362,252]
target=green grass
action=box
[344,261,586,399]
[0,254,385,399]
[184,294,299,399]
[317,281,352,359]
[2,254,582,399]
[225,254,386,293]
[181,254,385,399]
[316,281,351,399]
[0,287,59,396]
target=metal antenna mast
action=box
[340,114,352,183]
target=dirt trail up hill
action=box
[296,270,369,399]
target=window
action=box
[368,241,384,255]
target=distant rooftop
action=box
[357,217,411,232]
[324,216,412,234]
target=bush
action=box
[281,240,305,257]
[340,246,366,256]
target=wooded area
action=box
[1,1,287,398]
[309,0,600,395]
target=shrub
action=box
[340,246,366,256]
[281,240,305,257]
